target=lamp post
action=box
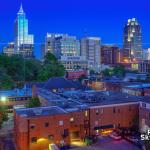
[0,96,6,102]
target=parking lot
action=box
[71,136,141,150]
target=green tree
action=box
[26,97,41,108]
[0,106,8,128]
[0,74,14,90]
[25,59,42,81]
[0,67,14,89]
[113,65,125,77]
[38,53,65,81]
[102,68,113,77]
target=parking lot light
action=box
[1,96,7,102]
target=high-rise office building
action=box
[81,37,101,72]
[101,45,121,65]
[14,4,34,58]
[123,18,142,60]
[45,33,80,59]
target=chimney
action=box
[32,85,38,98]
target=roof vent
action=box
[105,91,109,96]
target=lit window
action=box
[59,120,64,126]
[70,117,74,122]
[85,110,88,117]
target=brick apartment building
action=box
[14,90,148,150]
[139,101,150,133]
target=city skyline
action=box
[0,0,150,58]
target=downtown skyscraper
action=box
[14,4,34,58]
[45,33,80,59]
[123,18,142,60]
[81,37,101,72]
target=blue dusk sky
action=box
[0,0,150,58]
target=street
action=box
[71,136,141,150]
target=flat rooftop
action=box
[0,88,32,98]
[125,84,150,89]
[38,89,150,109]
[15,106,67,118]
[61,90,150,107]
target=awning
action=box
[94,124,114,130]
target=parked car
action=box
[125,136,139,143]
[109,132,122,140]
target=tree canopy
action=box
[102,65,126,77]
[0,106,8,128]
[26,97,41,108]
[37,53,65,81]
[0,53,65,89]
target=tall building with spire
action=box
[123,18,142,60]
[14,4,34,58]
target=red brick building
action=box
[14,101,140,150]
[139,102,150,133]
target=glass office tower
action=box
[123,18,142,60]
[14,4,34,58]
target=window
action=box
[59,120,64,126]
[85,110,88,117]
[70,117,74,122]
[100,109,103,114]
[30,124,35,129]
[45,122,49,127]
[95,121,98,125]
[31,137,37,143]
[142,103,146,108]
[48,135,54,141]
[96,110,99,115]
[113,107,116,113]
[64,129,69,137]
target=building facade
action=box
[3,42,15,56]
[138,60,150,73]
[60,56,87,71]
[81,37,101,72]
[45,33,80,59]
[139,102,150,133]
[14,102,139,150]
[14,4,34,58]
[123,18,142,60]
[101,45,121,65]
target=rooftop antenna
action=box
[18,3,24,14]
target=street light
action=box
[1,96,6,102]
